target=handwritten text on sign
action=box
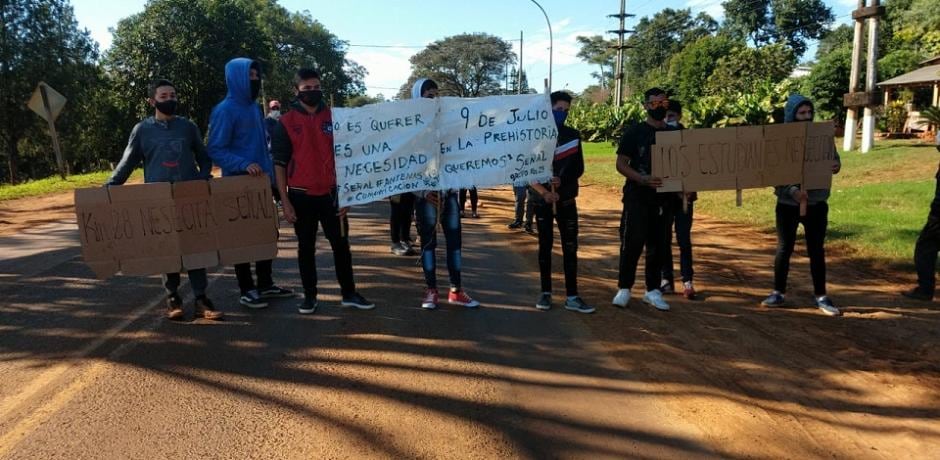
[651,121,837,193]
[333,94,557,206]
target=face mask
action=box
[250,79,261,99]
[298,89,323,107]
[647,107,667,121]
[154,99,178,116]
[666,120,678,128]
[269,111,280,119]
[552,109,568,126]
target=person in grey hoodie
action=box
[760,95,842,316]
[107,79,222,321]
[902,131,940,301]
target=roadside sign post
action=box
[27,82,68,178]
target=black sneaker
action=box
[259,285,294,299]
[535,292,552,310]
[341,292,375,310]
[902,288,933,301]
[660,282,676,295]
[166,293,184,320]
[298,297,318,315]
[391,243,408,256]
[523,223,534,234]
[564,296,596,314]
[239,290,269,309]
[507,220,523,229]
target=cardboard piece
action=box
[74,187,120,279]
[210,176,278,265]
[651,122,835,194]
[74,176,278,279]
[803,121,838,190]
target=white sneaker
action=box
[612,288,630,308]
[643,290,670,311]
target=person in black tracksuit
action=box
[903,131,940,301]
[528,91,594,313]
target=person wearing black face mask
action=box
[611,87,677,312]
[271,67,374,314]
[107,79,223,321]
[208,57,293,309]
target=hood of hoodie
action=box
[411,78,429,100]
[784,94,812,123]
[224,57,255,104]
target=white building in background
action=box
[790,65,813,78]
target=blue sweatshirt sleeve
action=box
[207,107,251,174]
[107,122,144,186]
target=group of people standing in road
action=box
[106,54,891,322]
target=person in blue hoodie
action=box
[207,57,292,309]
[760,95,842,316]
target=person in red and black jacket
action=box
[527,91,593,314]
[271,68,373,315]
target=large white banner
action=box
[333,94,556,206]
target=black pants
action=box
[289,190,356,299]
[535,199,579,296]
[235,260,273,295]
[913,181,940,295]
[459,188,478,214]
[618,192,671,292]
[389,193,415,244]
[774,202,828,296]
[663,200,694,284]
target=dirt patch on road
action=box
[480,183,940,458]
[0,193,78,236]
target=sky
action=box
[72,0,858,97]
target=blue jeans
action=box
[663,201,694,285]
[415,191,462,289]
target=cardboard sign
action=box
[74,175,277,279]
[332,98,440,206]
[651,122,836,193]
[333,94,556,206]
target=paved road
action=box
[0,200,714,459]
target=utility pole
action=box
[518,31,524,94]
[608,0,634,105]
[843,0,884,153]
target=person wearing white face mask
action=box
[660,100,698,300]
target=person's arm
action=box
[191,122,212,179]
[106,123,144,186]
[206,109,253,174]
[270,120,295,221]
[615,127,661,188]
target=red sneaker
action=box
[683,282,697,300]
[421,288,439,310]
[447,289,480,308]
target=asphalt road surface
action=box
[0,200,715,459]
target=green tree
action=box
[722,0,834,57]
[399,33,515,98]
[706,43,796,97]
[666,34,741,105]
[624,8,717,93]
[801,45,853,121]
[575,35,617,88]
[0,0,99,183]
[104,0,365,140]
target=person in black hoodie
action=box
[529,91,594,313]
[902,131,940,301]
